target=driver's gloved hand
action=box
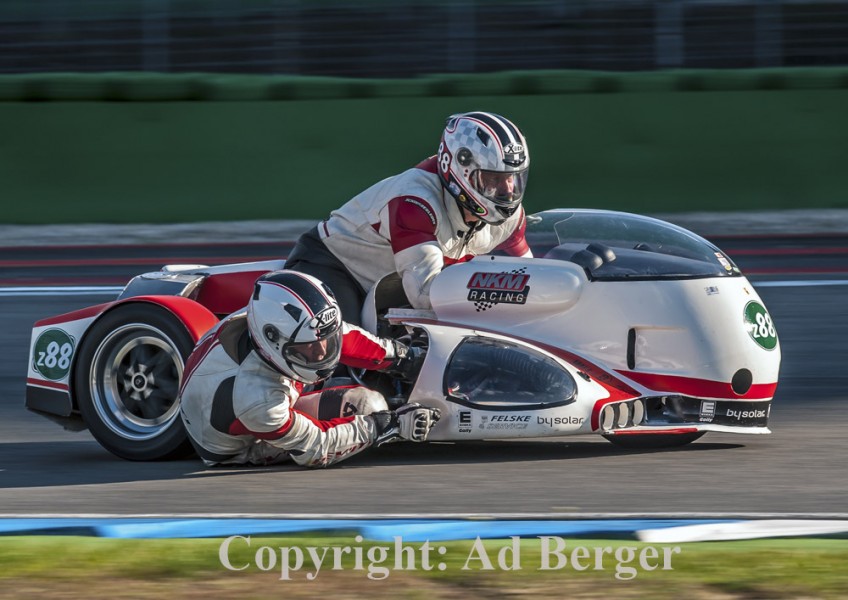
[371,403,441,446]
[385,339,426,381]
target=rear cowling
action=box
[119,259,285,316]
[26,296,219,430]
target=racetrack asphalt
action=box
[1,212,847,516]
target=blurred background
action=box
[1,0,847,223]
[3,0,848,74]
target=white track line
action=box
[637,519,848,543]
[0,286,124,297]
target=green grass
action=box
[1,535,846,598]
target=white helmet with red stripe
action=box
[247,270,342,384]
[437,111,530,225]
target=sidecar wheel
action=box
[74,303,196,461]
[603,432,705,449]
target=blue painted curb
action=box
[0,518,736,540]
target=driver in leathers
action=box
[178,270,440,468]
[285,111,533,325]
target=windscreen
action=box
[527,209,741,280]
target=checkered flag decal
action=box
[453,119,501,170]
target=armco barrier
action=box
[0,518,736,540]
[1,69,847,224]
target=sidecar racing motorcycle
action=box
[25,209,780,460]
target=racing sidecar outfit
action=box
[285,156,532,321]
[178,311,396,467]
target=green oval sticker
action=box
[744,301,778,350]
[32,328,76,380]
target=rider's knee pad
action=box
[296,384,388,419]
[340,386,389,416]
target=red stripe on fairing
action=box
[414,156,439,174]
[341,328,392,370]
[129,296,220,342]
[36,296,217,359]
[388,196,439,253]
[517,345,639,400]
[195,270,270,316]
[616,371,778,400]
[26,377,69,391]
[34,302,114,327]
[610,428,700,436]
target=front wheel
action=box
[74,303,196,460]
[603,432,705,450]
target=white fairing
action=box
[429,257,780,388]
[384,228,780,440]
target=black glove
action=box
[385,340,426,381]
[371,403,441,446]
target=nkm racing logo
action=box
[467,270,530,311]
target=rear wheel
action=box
[74,303,196,460]
[603,432,705,449]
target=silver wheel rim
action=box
[88,323,184,441]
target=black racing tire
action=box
[603,432,705,450]
[74,303,196,461]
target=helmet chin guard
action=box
[437,111,529,225]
